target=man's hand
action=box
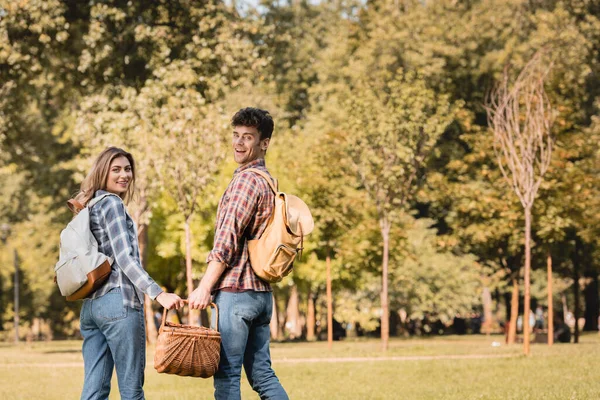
[156,292,185,310]
[188,260,226,309]
[188,284,212,310]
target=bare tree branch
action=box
[484,49,555,356]
[485,51,555,209]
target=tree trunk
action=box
[307,288,316,341]
[523,207,532,355]
[144,291,158,345]
[270,294,279,340]
[132,192,158,345]
[380,218,390,351]
[508,278,519,345]
[32,317,41,340]
[0,273,4,331]
[137,221,158,345]
[573,236,581,344]
[583,269,599,332]
[482,287,493,336]
[547,252,553,346]
[504,291,511,325]
[277,305,284,339]
[286,285,301,339]
[326,252,333,349]
[14,249,19,343]
[184,217,196,325]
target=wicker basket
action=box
[154,301,221,378]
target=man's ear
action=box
[261,138,270,151]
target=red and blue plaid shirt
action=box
[208,158,274,292]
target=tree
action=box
[70,0,269,333]
[152,99,229,323]
[390,218,482,327]
[293,126,368,343]
[486,51,555,355]
[342,70,456,350]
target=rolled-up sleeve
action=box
[101,197,163,299]
[207,174,259,267]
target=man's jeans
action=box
[80,287,146,400]
[213,290,288,400]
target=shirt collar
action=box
[234,158,266,175]
[95,189,110,197]
[94,189,123,201]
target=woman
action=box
[74,146,184,400]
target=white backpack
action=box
[54,193,116,301]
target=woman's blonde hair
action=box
[74,147,136,206]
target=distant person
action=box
[469,312,482,334]
[73,147,184,400]
[189,108,288,399]
[535,306,544,331]
[565,311,575,329]
[529,309,535,332]
[553,312,571,343]
[453,314,467,335]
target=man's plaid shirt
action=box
[88,190,163,309]
[208,158,274,292]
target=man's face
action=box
[232,125,269,165]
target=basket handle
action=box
[161,300,219,332]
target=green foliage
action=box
[1,0,599,339]
[342,69,456,216]
[390,218,481,324]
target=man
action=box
[189,107,288,400]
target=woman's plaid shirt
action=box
[88,190,163,309]
[208,159,274,292]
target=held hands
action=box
[188,284,212,310]
[156,292,185,310]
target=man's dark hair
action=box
[231,107,274,140]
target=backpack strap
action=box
[245,168,278,194]
[67,193,119,214]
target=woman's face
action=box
[105,156,133,195]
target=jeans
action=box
[213,291,288,400]
[80,287,146,400]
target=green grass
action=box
[0,334,598,399]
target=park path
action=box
[276,353,517,363]
[0,353,517,368]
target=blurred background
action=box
[0,0,599,351]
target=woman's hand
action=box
[156,292,185,310]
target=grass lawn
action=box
[0,333,598,399]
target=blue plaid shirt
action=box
[88,190,163,309]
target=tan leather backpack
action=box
[245,168,314,283]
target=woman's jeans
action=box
[80,288,146,400]
[213,290,288,400]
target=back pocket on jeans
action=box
[94,289,127,321]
